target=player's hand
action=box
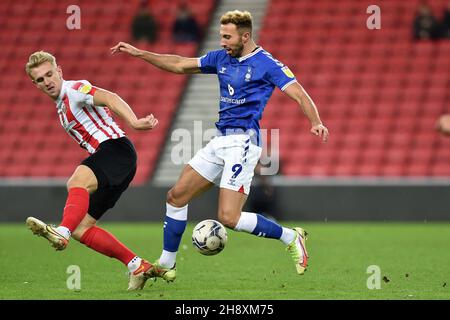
[436,114,450,136]
[311,124,329,143]
[110,42,142,57]
[132,114,158,130]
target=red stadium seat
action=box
[2,0,449,181]
[0,0,215,183]
[263,0,450,178]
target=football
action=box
[192,219,228,256]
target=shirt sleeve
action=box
[265,61,297,91]
[71,80,98,105]
[198,50,222,74]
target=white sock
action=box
[234,212,258,232]
[56,226,71,240]
[280,227,296,245]
[166,203,188,220]
[127,256,142,273]
[159,250,177,269]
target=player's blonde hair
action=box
[220,10,253,33]
[25,51,57,80]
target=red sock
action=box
[79,226,136,265]
[60,187,89,232]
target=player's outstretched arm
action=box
[93,88,158,131]
[284,82,329,143]
[110,42,201,74]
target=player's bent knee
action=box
[218,212,239,229]
[66,178,88,191]
[166,187,188,207]
[66,166,98,192]
[166,188,177,205]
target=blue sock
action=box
[163,215,187,252]
[252,214,283,239]
[235,211,282,239]
[162,203,188,254]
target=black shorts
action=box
[81,137,137,220]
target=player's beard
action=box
[231,42,244,58]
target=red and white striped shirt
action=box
[55,80,125,154]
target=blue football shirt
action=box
[198,47,297,145]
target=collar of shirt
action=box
[236,46,263,63]
[55,79,67,105]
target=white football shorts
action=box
[188,134,262,195]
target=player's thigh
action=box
[218,139,262,195]
[67,165,98,193]
[87,167,136,221]
[217,188,248,228]
[167,165,215,207]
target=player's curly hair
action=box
[220,10,253,33]
[25,51,57,79]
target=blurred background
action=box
[1,0,449,222]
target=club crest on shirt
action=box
[281,66,295,78]
[78,84,92,94]
[245,67,252,82]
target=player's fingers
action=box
[322,128,329,142]
[110,42,123,53]
[139,116,157,129]
[113,43,132,54]
[317,128,325,140]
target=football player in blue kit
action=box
[111,10,329,282]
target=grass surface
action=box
[0,222,449,300]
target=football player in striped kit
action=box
[24,51,163,290]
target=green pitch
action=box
[0,222,449,300]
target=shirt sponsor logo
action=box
[228,84,234,96]
[220,96,246,104]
